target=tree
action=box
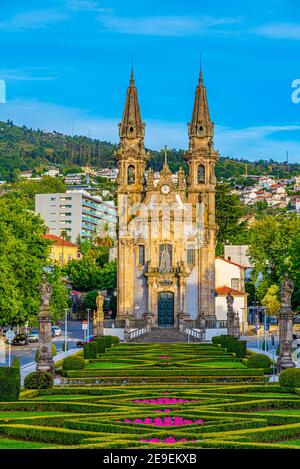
[0,197,69,327]
[215,183,248,255]
[248,213,300,309]
[261,285,281,317]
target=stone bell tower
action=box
[184,66,219,320]
[115,69,149,320]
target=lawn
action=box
[0,438,56,449]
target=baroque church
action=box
[115,68,219,328]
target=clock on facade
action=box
[161,184,170,195]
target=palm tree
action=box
[60,229,68,264]
[94,222,115,248]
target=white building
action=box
[35,191,117,243]
[215,257,248,328]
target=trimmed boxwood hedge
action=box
[212,336,221,345]
[62,355,85,371]
[24,371,53,390]
[247,354,272,369]
[0,366,20,401]
[83,342,98,359]
[279,368,300,389]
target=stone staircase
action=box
[133,327,198,343]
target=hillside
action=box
[0,120,299,181]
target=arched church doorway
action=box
[158,292,174,327]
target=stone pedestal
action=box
[233,311,240,340]
[278,310,295,371]
[94,292,105,337]
[36,276,54,375]
[278,275,295,372]
[199,311,206,342]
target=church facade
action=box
[115,68,219,328]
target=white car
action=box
[28,330,39,343]
[52,326,62,337]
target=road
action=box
[0,321,92,367]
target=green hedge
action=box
[247,354,272,369]
[279,368,300,389]
[62,355,85,371]
[0,424,98,445]
[220,335,246,358]
[0,367,20,401]
[212,336,221,345]
[24,372,53,390]
[83,342,98,359]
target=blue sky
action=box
[0,0,300,161]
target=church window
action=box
[159,244,172,273]
[138,245,145,265]
[231,278,240,290]
[197,164,205,184]
[129,126,134,133]
[187,245,195,266]
[127,165,135,185]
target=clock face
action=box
[161,184,170,195]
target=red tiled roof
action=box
[215,256,245,269]
[216,286,248,296]
[43,234,78,248]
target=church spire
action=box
[188,67,214,142]
[119,69,145,142]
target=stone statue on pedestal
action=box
[226,292,235,337]
[93,291,105,337]
[36,275,54,375]
[278,274,295,371]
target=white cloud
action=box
[66,0,109,13]
[253,22,300,40]
[0,9,69,32]
[1,99,300,162]
[0,68,58,82]
[98,14,241,37]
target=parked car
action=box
[52,326,62,337]
[76,335,96,348]
[12,334,29,346]
[28,329,39,343]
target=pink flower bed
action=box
[159,355,170,359]
[122,416,204,427]
[141,437,196,444]
[133,398,196,405]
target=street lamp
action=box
[240,308,245,337]
[64,308,69,352]
[86,309,91,339]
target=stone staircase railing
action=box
[125,327,148,342]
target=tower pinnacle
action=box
[119,69,145,141]
[188,67,214,143]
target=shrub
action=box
[220,335,247,358]
[0,367,20,401]
[24,371,53,389]
[247,354,272,369]
[12,357,20,369]
[95,336,113,354]
[111,336,120,345]
[279,368,300,388]
[212,336,221,345]
[62,355,85,371]
[83,342,98,359]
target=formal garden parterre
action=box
[1,337,300,449]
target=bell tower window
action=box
[127,165,135,185]
[197,164,205,184]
